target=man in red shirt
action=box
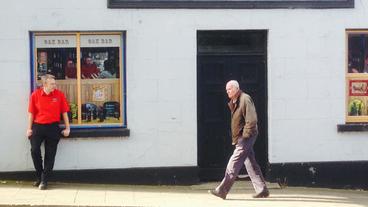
[81,57,99,79]
[64,59,76,79]
[27,74,70,190]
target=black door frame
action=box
[197,30,269,180]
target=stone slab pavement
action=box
[0,180,367,207]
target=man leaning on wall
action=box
[26,74,70,190]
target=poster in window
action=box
[92,86,107,102]
[348,80,368,116]
[349,80,368,96]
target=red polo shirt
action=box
[28,88,70,124]
[81,64,99,79]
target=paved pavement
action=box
[0,180,367,207]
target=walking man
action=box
[26,74,70,190]
[209,80,269,199]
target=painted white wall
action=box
[0,0,368,171]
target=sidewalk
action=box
[0,180,367,207]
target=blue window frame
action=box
[30,32,127,130]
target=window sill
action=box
[66,128,130,138]
[337,124,368,132]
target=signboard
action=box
[80,35,121,48]
[349,80,368,96]
[108,0,354,9]
[35,35,76,48]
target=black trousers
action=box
[30,122,61,182]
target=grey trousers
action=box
[216,135,267,195]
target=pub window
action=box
[346,30,368,123]
[31,32,126,128]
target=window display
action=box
[33,32,125,127]
[346,31,368,122]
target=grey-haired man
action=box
[209,80,269,199]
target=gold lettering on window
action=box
[43,38,70,45]
[87,38,114,45]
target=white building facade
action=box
[0,0,367,187]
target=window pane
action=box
[35,35,78,124]
[346,32,368,122]
[348,34,368,73]
[80,35,122,124]
[347,79,368,116]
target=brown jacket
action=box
[228,91,258,145]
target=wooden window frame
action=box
[345,30,368,123]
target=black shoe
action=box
[32,180,41,187]
[208,189,226,199]
[252,190,269,198]
[38,182,48,190]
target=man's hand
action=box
[61,128,70,137]
[26,129,32,138]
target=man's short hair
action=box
[41,74,55,85]
[227,80,239,89]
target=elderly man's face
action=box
[226,83,239,99]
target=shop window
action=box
[31,32,126,129]
[346,31,368,123]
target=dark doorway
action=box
[197,30,268,180]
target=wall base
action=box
[268,161,368,189]
[0,166,199,185]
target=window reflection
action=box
[34,33,124,126]
[37,48,77,80]
[79,34,122,124]
[348,34,368,73]
[80,48,120,79]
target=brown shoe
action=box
[253,190,270,198]
[208,189,226,199]
[252,190,269,198]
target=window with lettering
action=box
[346,30,368,122]
[32,32,126,127]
